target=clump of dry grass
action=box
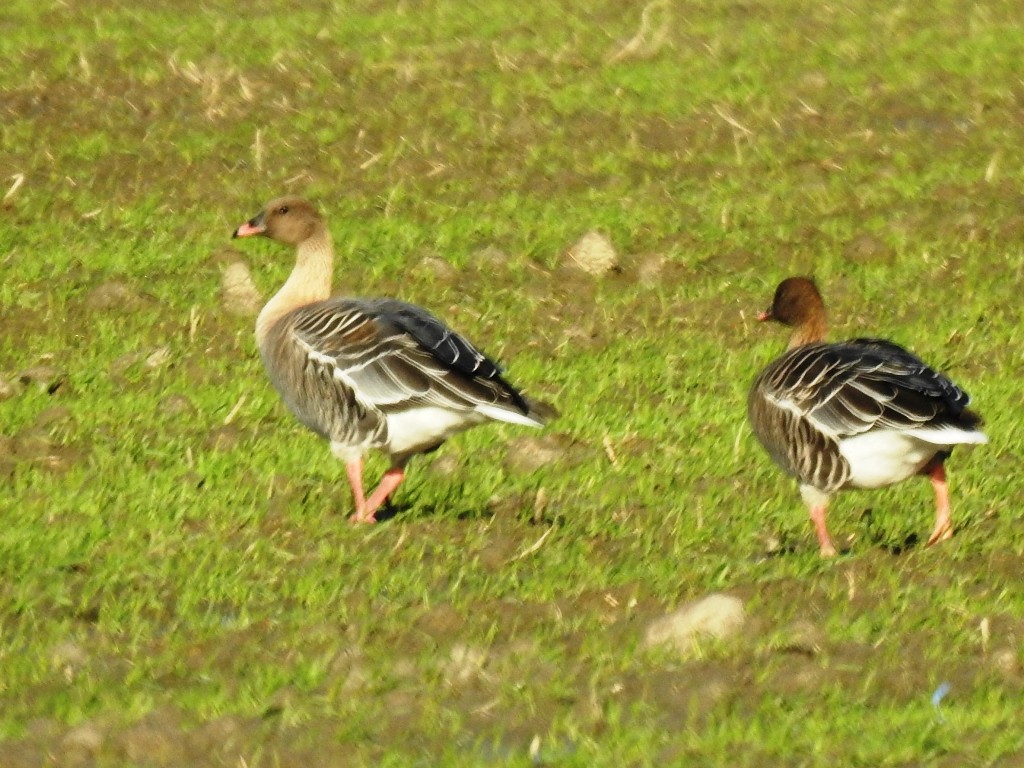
[608,0,672,64]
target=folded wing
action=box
[758,339,977,441]
[290,298,538,424]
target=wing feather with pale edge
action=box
[289,298,532,417]
[757,338,975,441]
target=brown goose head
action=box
[758,276,828,347]
[232,197,324,245]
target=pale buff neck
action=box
[787,313,828,350]
[256,229,334,344]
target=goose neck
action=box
[256,231,335,343]
[788,315,827,349]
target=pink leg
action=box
[353,467,406,524]
[809,504,837,557]
[346,459,367,521]
[925,463,953,546]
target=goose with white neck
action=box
[233,196,554,523]
[748,276,987,556]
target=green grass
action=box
[2,0,1024,765]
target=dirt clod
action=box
[427,452,461,477]
[159,393,196,417]
[51,640,89,677]
[85,280,146,311]
[219,261,262,317]
[472,246,514,270]
[505,434,571,473]
[565,231,619,276]
[35,406,74,429]
[416,604,464,639]
[145,347,172,370]
[418,253,458,283]
[0,376,17,401]
[14,429,54,461]
[19,365,68,394]
[774,619,826,656]
[59,722,104,762]
[843,232,894,266]
[991,647,1021,678]
[643,593,746,654]
[205,425,242,452]
[443,643,488,686]
[636,253,668,287]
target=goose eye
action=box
[278,205,289,214]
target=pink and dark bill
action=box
[232,213,266,238]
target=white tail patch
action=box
[382,403,541,457]
[903,426,989,446]
[385,406,482,456]
[839,428,985,490]
[476,403,545,428]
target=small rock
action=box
[427,453,461,477]
[799,70,829,91]
[205,425,241,452]
[159,394,196,417]
[85,280,145,311]
[220,261,262,317]
[35,406,74,429]
[52,640,88,681]
[636,253,667,287]
[60,722,104,756]
[109,351,145,382]
[991,647,1021,678]
[774,619,826,656]
[566,231,619,276]
[842,232,894,266]
[117,719,184,766]
[762,532,784,555]
[145,347,172,370]
[0,376,16,400]
[14,428,53,461]
[643,593,746,654]
[339,662,370,695]
[418,254,458,283]
[443,643,488,686]
[416,604,464,639]
[505,434,570,474]
[18,365,68,394]
[472,246,513,269]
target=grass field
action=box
[2,0,1023,765]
